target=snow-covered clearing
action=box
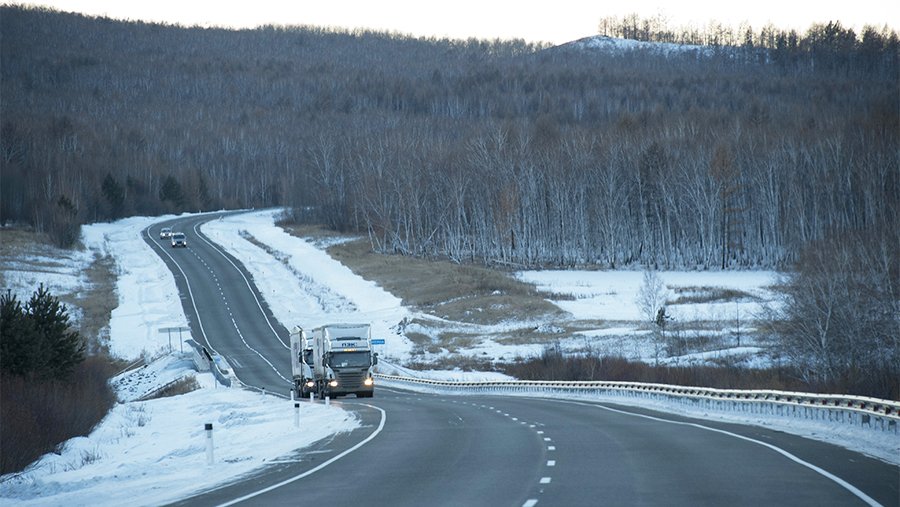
[1,209,894,506]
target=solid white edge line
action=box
[523,500,539,507]
[556,399,883,507]
[216,403,387,507]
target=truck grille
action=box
[335,370,366,390]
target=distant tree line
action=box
[2,6,897,273]
[597,13,898,76]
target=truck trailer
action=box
[290,324,377,399]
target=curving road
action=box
[146,212,899,507]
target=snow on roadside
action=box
[200,209,413,359]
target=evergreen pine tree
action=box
[26,284,85,380]
[0,290,39,377]
[0,285,85,380]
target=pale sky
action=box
[22,1,900,44]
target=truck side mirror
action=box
[373,353,378,366]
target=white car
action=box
[159,227,173,239]
[171,232,187,248]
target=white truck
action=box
[290,324,377,399]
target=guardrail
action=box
[375,374,900,434]
[185,339,232,388]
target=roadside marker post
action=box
[294,403,300,428]
[205,423,214,465]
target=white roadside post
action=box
[205,423,214,465]
[294,403,300,428]
[309,392,314,402]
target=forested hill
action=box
[2,6,897,270]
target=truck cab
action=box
[290,324,378,399]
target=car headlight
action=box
[328,380,338,387]
[363,377,374,386]
[305,381,315,387]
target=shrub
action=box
[502,348,822,395]
[0,356,117,474]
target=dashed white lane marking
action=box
[477,404,555,499]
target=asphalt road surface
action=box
[146,212,899,507]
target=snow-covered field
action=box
[1,210,895,505]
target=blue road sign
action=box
[371,339,386,345]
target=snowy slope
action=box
[557,35,715,57]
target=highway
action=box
[146,212,898,507]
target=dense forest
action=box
[1,6,897,271]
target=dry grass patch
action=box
[407,355,496,372]
[669,286,758,305]
[77,254,118,354]
[148,375,201,399]
[322,236,561,324]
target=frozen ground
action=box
[1,210,894,506]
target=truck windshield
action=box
[330,351,371,368]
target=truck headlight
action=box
[305,381,315,388]
[329,380,338,387]
[364,377,374,386]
